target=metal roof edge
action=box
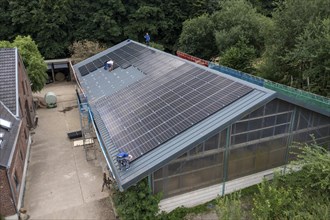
[0,101,19,119]
[119,90,276,190]
[276,93,330,117]
[14,48,19,117]
[6,120,22,168]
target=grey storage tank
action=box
[44,92,57,108]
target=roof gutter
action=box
[15,48,19,117]
[7,120,22,168]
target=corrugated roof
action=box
[74,40,276,190]
[0,48,17,115]
[0,101,20,168]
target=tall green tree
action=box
[220,38,257,72]
[213,0,269,56]
[71,0,125,45]
[178,14,216,59]
[260,0,330,96]
[0,36,47,92]
[9,0,73,58]
[0,0,16,40]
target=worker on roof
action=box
[144,33,150,46]
[106,59,114,71]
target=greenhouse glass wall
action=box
[152,99,330,198]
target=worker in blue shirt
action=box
[144,33,150,45]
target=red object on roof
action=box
[176,51,208,67]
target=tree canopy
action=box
[0,36,47,92]
[260,0,330,96]
[0,0,329,96]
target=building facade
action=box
[153,99,330,200]
[0,48,36,218]
[73,40,330,212]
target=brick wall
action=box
[17,53,36,128]
[0,51,34,217]
[0,168,16,216]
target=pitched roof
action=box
[74,40,276,190]
[0,101,20,168]
[0,48,18,116]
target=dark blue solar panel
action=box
[86,62,97,72]
[79,65,89,76]
[94,42,254,161]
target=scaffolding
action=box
[77,90,97,161]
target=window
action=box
[20,149,24,161]
[13,172,20,191]
[204,134,219,151]
[22,81,26,95]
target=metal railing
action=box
[264,81,330,109]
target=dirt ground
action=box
[22,82,116,219]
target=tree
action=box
[71,0,125,45]
[0,0,16,40]
[283,18,330,96]
[113,178,161,220]
[0,36,47,92]
[9,0,73,59]
[69,40,106,64]
[216,192,242,220]
[252,141,330,219]
[212,0,269,57]
[260,0,330,96]
[178,14,217,59]
[220,38,257,72]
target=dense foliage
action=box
[69,40,106,64]
[215,141,330,220]
[260,0,330,96]
[0,0,218,59]
[0,0,329,96]
[112,178,161,220]
[0,36,47,92]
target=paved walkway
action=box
[23,82,115,219]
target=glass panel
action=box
[249,106,264,118]
[264,115,276,127]
[153,179,162,194]
[275,124,289,135]
[220,129,227,147]
[204,133,219,151]
[232,133,247,145]
[265,100,278,115]
[276,113,290,124]
[234,121,248,134]
[164,176,180,196]
[154,168,163,180]
[249,118,263,130]
[278,101,293,112]
[297,111,311,129]
[189,143,203,156]
[261,127,274,138]
[167,162,181,176]
[247,130,261,141]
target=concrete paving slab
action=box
[23,82,115,219]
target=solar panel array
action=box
[93,42,254,161]
[78,43,148,76]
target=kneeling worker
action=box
[107,59,114,71]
